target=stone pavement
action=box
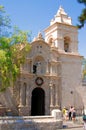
[62,120,83,129]
[61,116,84,130]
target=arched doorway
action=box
[31,87,45,116]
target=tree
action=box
[77,0,86,28]
[0,5,11,36]
[82,58,86,79]
[0,5,31,92]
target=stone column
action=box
[29,60,31,73]
[19,83,24,107]
[55,85,59,107]
[46,61,49,74]
[31,60,33,73]
[50,63,53,74]
[50,82,53,107]
[26,86,29,106]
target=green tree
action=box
[0,5,11,36]
[0,5,31,92]
[82,58,86,79]
[77,0,86,28]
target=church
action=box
[0,6,85,116]
[16,6,84,116]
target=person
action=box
[62,107,66,120]
[65,108,69,121]
[83,114,86,130]
[68,106,73,120]
[62,107,68,121]
[72,108,76,121]
[83,120,86,130]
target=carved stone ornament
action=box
[35,77,44,86]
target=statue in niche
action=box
[37,62,41,74]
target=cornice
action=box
[59,52,83,58]
[44,22,78,33]
[31,40,49,47]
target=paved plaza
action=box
[61,117,84,130]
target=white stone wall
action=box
[60,54,83,109]
[0,116,63,130]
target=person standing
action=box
[62,107,66,120]
[72,108,76,121]
[83,120,86,130]
[83,114,86,130]
[68,106,73,120]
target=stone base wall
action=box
[0,116,63,130]
[18,106,29,116]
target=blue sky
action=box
[0,0,86,58]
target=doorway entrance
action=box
[31,87,45,116]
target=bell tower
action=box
[44,6,79,55]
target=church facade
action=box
[8,6,84,116]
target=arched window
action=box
[64,42,69,52]
[64,36,70,52]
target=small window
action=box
[64,43,69,52]
[64,36,70,52]
[33,65,37,74]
